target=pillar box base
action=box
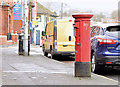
[75,62,91,77]
[18,52,24,55]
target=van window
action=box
[58,21,74,35]
[46,22,54,36]
[57,21,74,41]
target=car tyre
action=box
[91,52,105,73]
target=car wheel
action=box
[91,53,96,72]
[91,52,104,73]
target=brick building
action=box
[0,0,37,45]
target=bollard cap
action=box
[72,13,93,18]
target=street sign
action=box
[32,21,38,26]
[13,3,21,20]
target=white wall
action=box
[33,15,46,45]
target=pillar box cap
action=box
[72,13,93,19]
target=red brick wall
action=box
[0,34,18,45]
[2,6,9,35]
[0,35,18,45]
[1,5,21,35]
[0,6,2,35]
[0,36,7,45]
[0,1,21,45]
[13,20,22,34]
[8,9,13,34]
[11,34,18,43]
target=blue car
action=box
[91,24,120,73]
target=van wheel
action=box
[44,52,48,57]
[42,45,45,52]
[91,52,104,73]
[50,51,56,59]
[51,54,56,59]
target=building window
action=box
[35,25,39,27]
[7,33,12,40]
[39,16,42,22]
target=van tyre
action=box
[51,54,56,59]
[50,51,56,59]
[42,45,45,52]
[42,45,48,57]
[44,52,48,57]
[91,52,105,73]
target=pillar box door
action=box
[72,14,93,77]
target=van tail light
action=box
[69,20,72,22]
[97,38,117,44]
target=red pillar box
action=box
[72,14,93,77]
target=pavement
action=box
[0,44,120,85]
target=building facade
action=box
[31,2,58,46]
[0,0,58,46]
[0,0,37,45]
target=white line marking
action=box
[3,71,70,74]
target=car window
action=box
[91,26,97,37]
[96,27,100,35]
[99,28,104,35]
[106,26,120,32]
[91,26,100,37]
[91,26,94,33]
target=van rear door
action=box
[57,21,75,52]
